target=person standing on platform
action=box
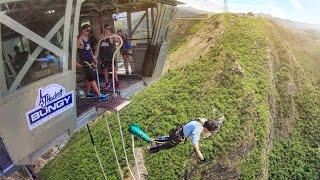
[96,24,122,89]
[117,29,135,75]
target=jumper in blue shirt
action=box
[183,121,204,145]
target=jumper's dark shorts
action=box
[100,57,117,72]
[81,60,97,82]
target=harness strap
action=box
[82,61,97,69]
[120,49,133,56]
[169,127,185,145]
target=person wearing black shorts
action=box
[96,24,121,89]
[77,24,108,100]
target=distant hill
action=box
[258,13,320,32]
[176,6,212,18]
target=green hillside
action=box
[39,14,320,179]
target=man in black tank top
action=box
[77,24,108,101]
[96,24,121,89]
[99,38,114,68]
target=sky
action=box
[178,0,320,25]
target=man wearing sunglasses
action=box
[77,24,108,100]
[96,24,121,89]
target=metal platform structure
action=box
[0,0,179,177]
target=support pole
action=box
[62,0,73,72]
[71,0,83,74]
[127,11,132,38]
[0,5,8,96]
[23,165,37,180]
[146,9,150,43]
[86,124,108,180]
[151,7,155,29]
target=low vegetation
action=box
[39,13,320,179]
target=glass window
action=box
[0,0,75,95]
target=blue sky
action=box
[178,0,320,24]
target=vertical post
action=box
[0,169,4,179]
[146,9,150,43]
[19,36,25,51]
[2,49,16,77]
[151,7,155,28]
[157,6,167,43]
[63,0,73,72]
[71,0,83,74]
[0,5,8,97]
[224,0,228,13]
[127,11,132,38]
[23,165,37,180]
[152,4,166,45]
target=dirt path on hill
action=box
[260,44,276,180]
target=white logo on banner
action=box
[26,84,74,130]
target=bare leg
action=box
[127,50,134,73]
[90,80,101,96]
[123,54,129,73]
[85,80,91,93]
[103,68,109,84]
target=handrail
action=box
[95,34,123,95]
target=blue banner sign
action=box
[26,84,74,130]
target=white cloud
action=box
[289,0,303,10]
[228,1,287,19]
[270,7,287,19]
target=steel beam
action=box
[0,0,27,4]
[146,9,150,43]
[8,17,65,92]
[2,48,16,77]
[152,3,165,45]
[131,11,147,35]
[0,12,63,57]
[62,0,73,72]
[158,6,167,43]
[5,4,10,10]
[127,11,132,37]
[151,7,155,28]
[71,0,84,74]
[162,7,177,42]
[0,6,8,96]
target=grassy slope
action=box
[39,14,320,179]
[267,21,320,179]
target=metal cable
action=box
[93,146,108,179]
[95,34,123,94]
[117,112,136,180]
[86,124,107,180]
[105,115,124,180]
